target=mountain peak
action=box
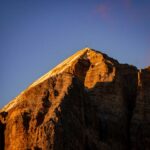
[0,48,150,150]
[1,48,118,112]
[28,48,114,89]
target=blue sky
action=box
[0,0,150,108]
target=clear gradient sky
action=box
[0,0,150,108]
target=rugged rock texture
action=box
[131,67,150,150]
[0,48,150,150]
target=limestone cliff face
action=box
[131,67,150,150]
[0,48,149,150]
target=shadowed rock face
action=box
[0,48,150,150]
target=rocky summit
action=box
[0,48,150,150]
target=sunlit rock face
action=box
[0,48,149,150]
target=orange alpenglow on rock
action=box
[0,48,150,150]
